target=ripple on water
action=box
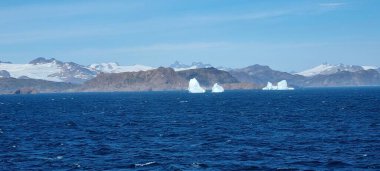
[0,89,379,170]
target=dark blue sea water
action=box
[0,88,379,170]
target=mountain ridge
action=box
[80,67,253,92]
[296,63,377,77]
[1,57,379,94]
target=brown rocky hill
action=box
[82,67,187,91]
[81,67,256,92]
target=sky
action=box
[0,0,379,72]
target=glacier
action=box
[211,83,224,93]
[188,78,205,93]
[0,62,63,82]
[263,80,294,90]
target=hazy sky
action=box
[0,0,379,71]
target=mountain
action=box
[297,63,372,77]
[177,67,239,87]
[82,67,186,92]
[230,64,305,87]
[0,77,78,94]
[81,67,251,92]
[89,62,154,73]
[229,64,380,87]
[0,57,96,83]
[29,57,59,64]
[0,58,157,84]
[170,61,213,71]
[0,70,10,78]
[362,66,378,70]
[0,61,11,64]
[303,69,380,87]
[1,57,379,93]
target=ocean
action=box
[0,88,379,170]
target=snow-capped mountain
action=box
[362,66,378,70]
[89,62,154,73]
[170,61,213,71]
[0,58,156,83]
[2,57,379,88]
[296,63,377,77]
[0,58,96,83]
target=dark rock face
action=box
[82,67,244,92]
[13,88,39,94]
[0,70,10,78]
[0,78,78,94]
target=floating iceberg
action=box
[262,82,274,90]
[262,80,294,90]
[277,80,294,90]
[188,78,206,93]
[211,83,224,93]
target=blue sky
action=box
[0,0,379,71]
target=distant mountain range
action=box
[296,63,376,77]
[1,57,379,94]
[0,57,96,83]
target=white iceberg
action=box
[262,80,294,90]
[211,83,224,93]
[188,78,206,93]
[262,82,274,90]
[277,80,294,90]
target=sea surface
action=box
[0,88,379,170]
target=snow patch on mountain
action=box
[89,63,154,73]
[0,62,63,82]
[170,61,213,71]
[297,63,368,77]
[0,58,96,83]
[362,66,377,70]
